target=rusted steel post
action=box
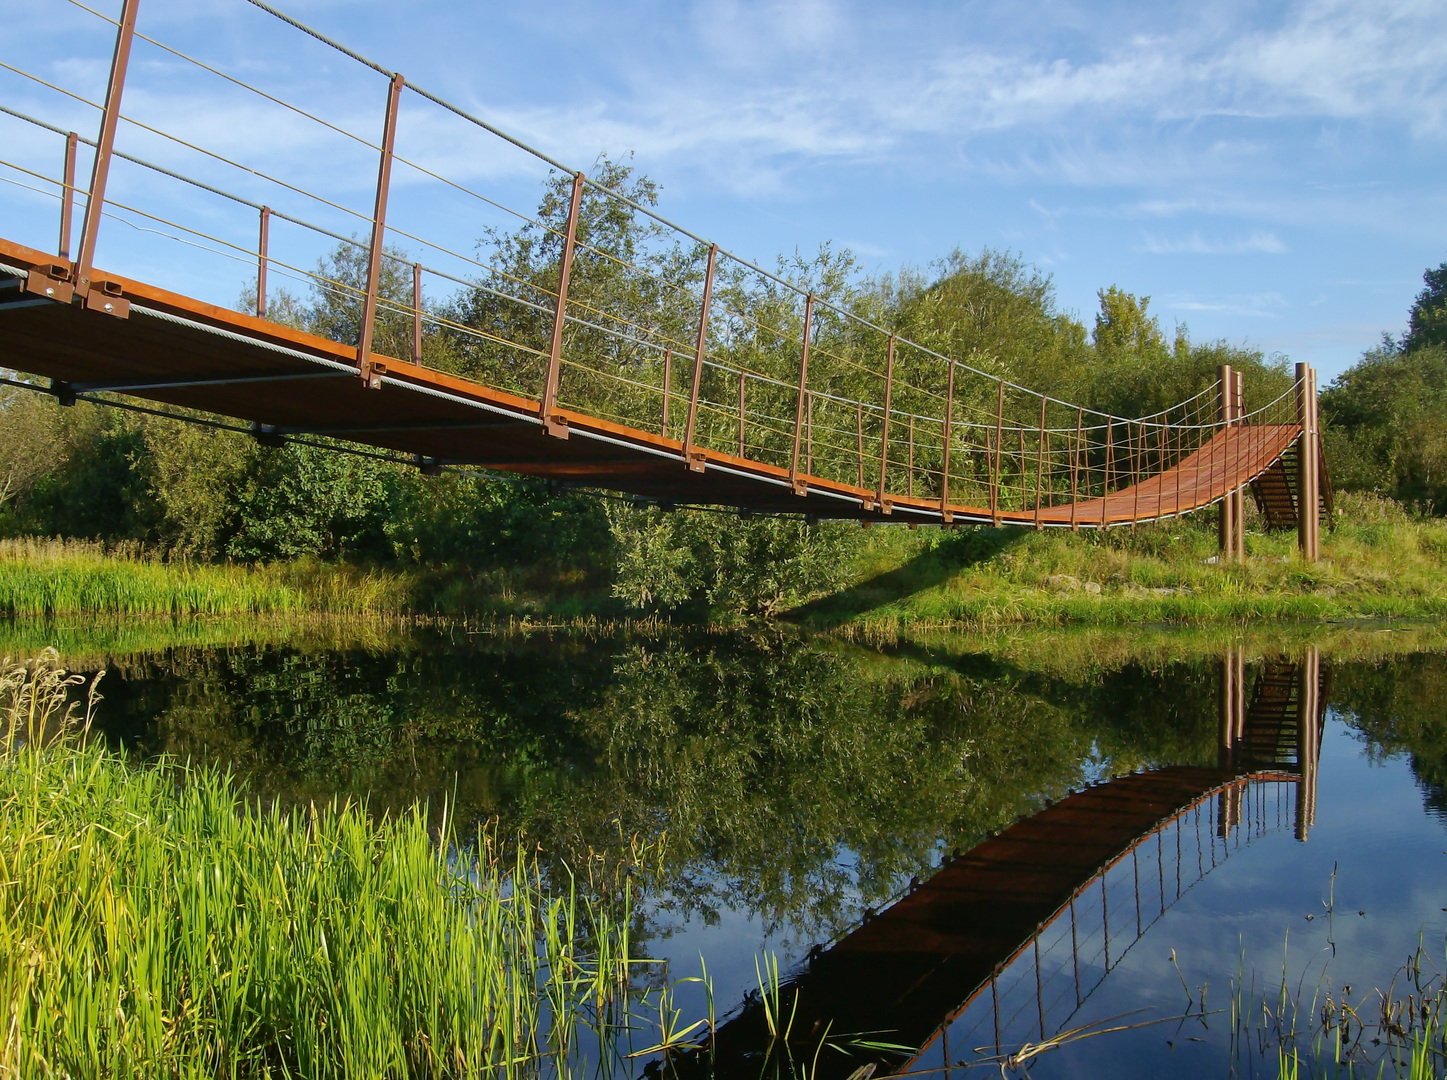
[789,294,816,494]
[1101,419,1113,528]
[806,392,814,475]
[991,381,1004,526]
[737,370,746,457]
[1131,420,1142,526]
[1295,646,1320,840]
[1217,364,1236,558]
[1173,413,1183,519]
[855,402,865,488]
[940,360,956,521]
[1233,370,1246,559]
[1034,396,1047,528]
[74,0,140,304]
[907,415,915,499]
[59,132,78,260]
[540,169,586,423]
[683,244,718,469]
[1295,362,1320,561]
[358,72,406,388]
[256,205,271,319]
[1017,426,1026,512]
[877,335,896,509]
[1070,407,1082,530]
[661,348,672,437]
[1219,648,1236,772]
[412,261,424,364]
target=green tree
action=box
[1404,262,1447,353]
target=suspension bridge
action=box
[0,1,1329,557]
[658,648,1328,1079]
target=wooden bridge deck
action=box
[1,239,1300,527]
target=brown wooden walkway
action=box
[2,239,1302,527]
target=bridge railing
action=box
[0,1,1310,522]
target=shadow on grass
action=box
[788,526,1024,629]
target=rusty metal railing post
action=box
[876,335,896,513]
[990,381,1004,526]
[939,360,955,522]
[256,206,271,318]
[540,170,586,428]
[682,244,718,470]
[72,0,140,310]
[358,72,405,389]
[1070,407,1082,530]
[59,132,79,260]
[661,348,673,437]
[789,294,816,495]
[1034,396,1046,528]
[412,261,424,364]
[855,402,865,488]
[737,370,746,457]
[1101,418,1113,528]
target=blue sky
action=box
[4,0,1446,383]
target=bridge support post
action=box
[1295,646,1321,840]
[358,73,405,389]
[1217,365,1245,561]
[1295,363,1321,562]
[71,0,140,311]
[541,171,586,433]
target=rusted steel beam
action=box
[74,0,140,312]
[358,72,405,389]
[789,294,815,494]
[256,206,271,319]
[682,244,718,470]
[540,170,585,427]
[59,132,78,261]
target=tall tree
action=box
[1404,262,1447,353]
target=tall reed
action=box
[0,651,652,1078]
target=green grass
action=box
[0,538,622,621]
[0,651,658,1078]
[792,493,1447,631]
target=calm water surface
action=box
[21,625,1447,1077]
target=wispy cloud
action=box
[1140,231,1287,256]
[1166,291,1288,318]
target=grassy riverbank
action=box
[7,493,1447,629]
[0,652,655,1078]
[0,538,616,620]
[793,492,1447,630]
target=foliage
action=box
[606,503,855,617]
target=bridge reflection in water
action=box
[655,649,1326,1080]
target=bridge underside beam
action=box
[0,240,1302,527]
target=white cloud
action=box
[1141,231,1287,256]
